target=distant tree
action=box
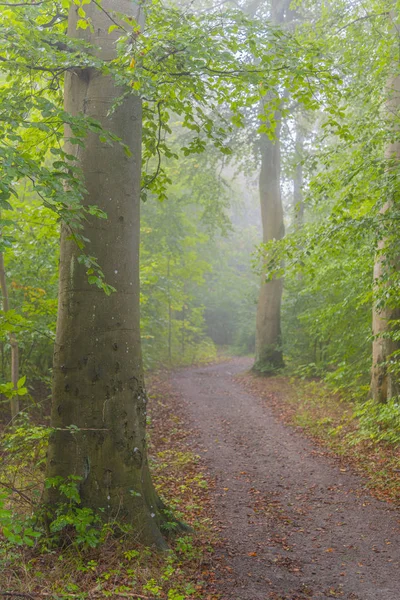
[254,1,400,398]
[370,7,400,403]
[253,0,291,373]
[293,121,305,229]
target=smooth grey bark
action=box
[371,32,400,402]
[293,124,304,228]
[254,112,285,373]
[44,1,173,547]
[253,0,290,373]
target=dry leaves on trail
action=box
[237,372,400,505]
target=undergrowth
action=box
[0,375,216,599]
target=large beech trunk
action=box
[254,117,285,373]
[370,9,400,403]
[253,0,290,374]
[371,80,400,402]
[371,267,400,403]
[44,1,170,547]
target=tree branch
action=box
[0,56,81,75]
[92,0,128,33]
[142,101,164,191]
[335,12,389,34]
[0,1,45,6]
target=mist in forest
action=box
[1,0,399,597]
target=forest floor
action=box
[168,357,400,600]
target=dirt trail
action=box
[171,358,400,600]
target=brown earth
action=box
[169,358,400,600]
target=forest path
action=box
[170,358,400,600]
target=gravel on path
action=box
[171,358,400,600]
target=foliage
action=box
[44,475,102,548]
[0,418,48,551]
[0,375,216,599]
[353,398,400,445]
[140,163,218,368]
[279,224,373,392]
[0,195,58,386]
[202,192,260,355]
[0,0,339,382]
[252,0,400,398]
[0,375,28,401]
[0,491,41,547]
[0,0,338,221]
[1,0,400,595]
[140,151,259,366]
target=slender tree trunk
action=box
[253,0,290,373]
[371,192,400,402]
[44,0,174,547]
[182,281,186,358]
[370,10,400,403]
[293,125,304,228]
[182,306,186,358]
[245,0,263,17]
[167,258,172,366]
[0,250,19,419]
[254,114,285,373]
[371,208,400,402]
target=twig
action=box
[38,593,151,599]
[55,428,110,432]
[0,592,151,599]
[0,593,36,600]
[334,12,389,35]
[0,2,45,6]
[141,101,164,191]
[40,13,67,29]
[0,482,36,506]
[92,0,127,34]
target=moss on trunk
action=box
[43,0,180,548]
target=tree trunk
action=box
[0,249,20,419]
[371,193,400,402]
[254,114,285,373]
[44,0,172,547]
[293,124,304,228]
[253,0,290,374]
[370,10,400,403]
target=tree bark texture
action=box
[44,1,169,547]
[371,67,400,402]
[254,115,285,373]
[253,0,290,374]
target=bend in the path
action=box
[171,358,400,600]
